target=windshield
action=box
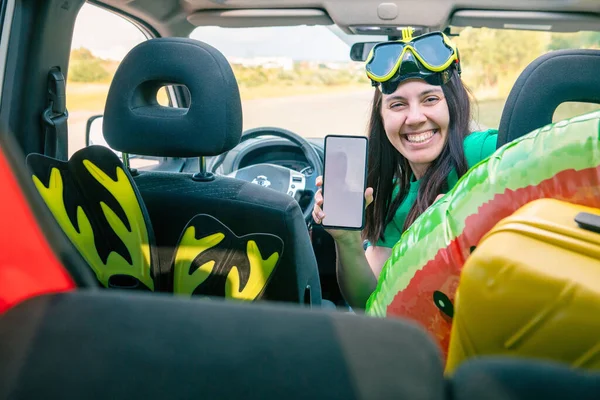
[189,25,600,138]
[189,25,383,138]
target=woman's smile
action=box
[402,128,439,147]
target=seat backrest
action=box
[0,291,445,400]
[497,49,600,148]
[4,291,596,399]
[26,136,312,302]
[449,357,600,400]
[102,38,321,305]
[134,172,319,303]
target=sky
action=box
[71,3,383,62]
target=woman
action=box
[312,31,498,309]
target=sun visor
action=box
[187,9,333,28]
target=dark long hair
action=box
[363,69,472,244]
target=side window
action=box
[67,3,166,169]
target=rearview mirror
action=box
[350,42,379,62]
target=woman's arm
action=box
[365,245,393,279]
[333,232,391,309]
[335,192,444,308]
[312,175,393,309]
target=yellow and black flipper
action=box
[26,145,159,291]
[172,214,283,301]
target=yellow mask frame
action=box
[365,29,460,83]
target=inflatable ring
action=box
[366,111,600,359]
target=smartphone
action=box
[321,135,369,230]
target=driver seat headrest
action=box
[103,37,242,157]
[497,49,600,148]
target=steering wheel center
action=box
[235,163,306,198]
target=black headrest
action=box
[497,49,600,148]
[103,37,242,157]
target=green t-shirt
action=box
[372,129,498,248]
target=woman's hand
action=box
[432,193,444,205]
[312,175,374,241]
[422,194,445,213]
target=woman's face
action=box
[380,79,450,179]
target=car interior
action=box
[1,0,600,398]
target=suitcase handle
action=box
[575,212,600,234]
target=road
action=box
[68,88,375,157]
[242,89,374,138]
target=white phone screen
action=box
[322,135,368,230]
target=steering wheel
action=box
[212,127,323,223]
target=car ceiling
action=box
[93,0,600,38]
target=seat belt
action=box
[42,67,68,160]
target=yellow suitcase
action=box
[446,198,600,374]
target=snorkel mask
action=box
[365,28,462,94]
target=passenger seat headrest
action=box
[497,49,600,148]
[103,37,242,158]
